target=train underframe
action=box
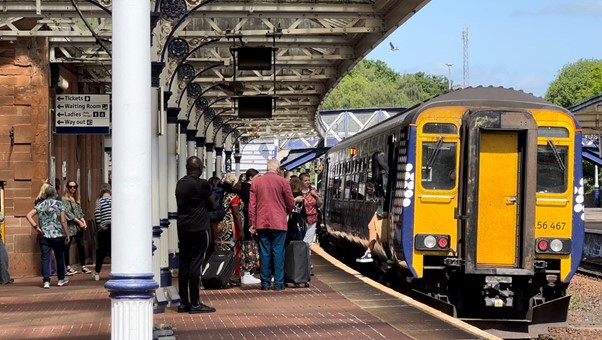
[413,261,570,322]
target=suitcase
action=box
[201,251,237,289]
[284,241,311,287]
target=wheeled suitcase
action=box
[284,240,311,287]
[201,251,237,289]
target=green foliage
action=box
[321,59,449,110]
[544,59,602,108]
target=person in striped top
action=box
[93,183,112,281]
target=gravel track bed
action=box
[539,273,602,339]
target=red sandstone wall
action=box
[0,38,50,277]
[0,39,104,278]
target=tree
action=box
[545,59,602,108]
[321,59,449,110]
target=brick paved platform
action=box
[0,246,496,340]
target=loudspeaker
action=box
[238,96,273,119]
[237,47,272,70]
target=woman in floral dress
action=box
[213,173,244,283]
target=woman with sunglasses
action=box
[62,181,90,275]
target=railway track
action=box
[578,258,602,279]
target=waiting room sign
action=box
[55,94,111,134]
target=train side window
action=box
[357,172,367,200]
[366,159,374,201]
[537,142,567,193]
[344,174,353,199]
[423,123,457,135]
[421,141,457,190]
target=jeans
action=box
[40,237,66,282]
[178,229,210,306]
[257,229,286,289]
[94,228,111,273]
[0,234,11,284]
[64,229,85,267]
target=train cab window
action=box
[421,139,457,190]
[537,141,567,193]
[423,123,457,135]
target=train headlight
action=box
[424,236,436,249]
[550,239,563,252]
[415,234,450,251]
[535,238,571,254]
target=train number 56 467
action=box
[536,221,566,230]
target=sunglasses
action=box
[68,185,78,189]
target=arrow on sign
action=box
[57,96,64,101]
[57,104,64,109]
[57,112,64,117]
[57,120,65,124]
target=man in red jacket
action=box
[249,159,296,290]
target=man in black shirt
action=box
[175,156,216,314]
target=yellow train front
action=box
[322,87,584,322]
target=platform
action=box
[0,246,496,340]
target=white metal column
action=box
[106,1,157,338]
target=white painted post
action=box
[106,1,157,338]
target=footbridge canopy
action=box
[0,0,430,140]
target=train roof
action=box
[329,86,577,152]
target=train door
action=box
[459,110,537,275]
[477,131,519,266]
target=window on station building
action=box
[537,141,567,193]
[421,139,456,190]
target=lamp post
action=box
[445,63,453,91]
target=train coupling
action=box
[444,257,463,267]
[534,260,548,270]
[483,276,514,307]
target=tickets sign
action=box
[55,94,111,134]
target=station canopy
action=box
[570,93,602,136]
[0,0,430,140]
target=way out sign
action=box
[55,94,111,134]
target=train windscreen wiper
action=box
[425,136,444,169]
[547,139,566,173]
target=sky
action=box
[367,0,602,98]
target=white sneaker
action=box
[43,281,50,289]
[241,271,261,285]
[93,272,100,281]
[356,252,374,263]
[57,278,69,287]
[81,266,92,274]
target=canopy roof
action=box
[0,0,430,141]
[570,94,602,135]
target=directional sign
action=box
[55,94,111,134]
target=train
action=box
[318,86,584,323]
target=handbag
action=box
[241,239,260,272]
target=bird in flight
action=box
[389,42,399,51]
